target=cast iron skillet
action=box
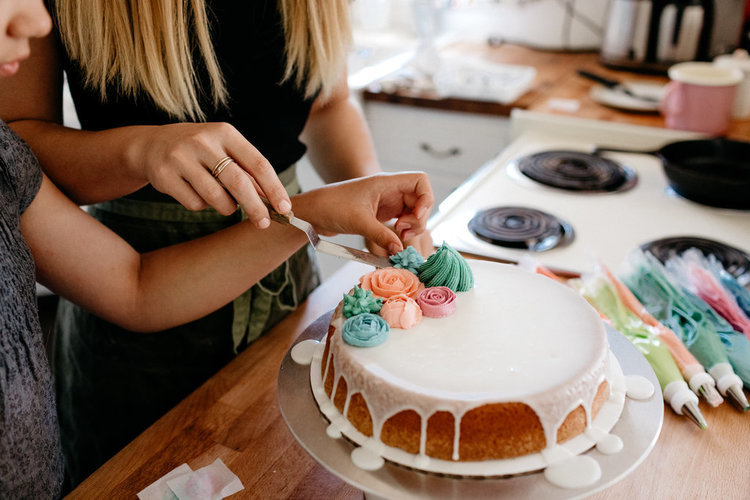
[594,137,750,210]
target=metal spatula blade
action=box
[261,199,392,268]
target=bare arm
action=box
[0,36,292,226]
[21,171,433,332]
[301,73,381,183]
[301,73,435,255]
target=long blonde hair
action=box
[55,0,352,121]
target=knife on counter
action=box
[577,69,661,103]
[261,198,392,269]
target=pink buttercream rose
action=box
[417,286,457,318]
[380,294,423,329]
[359,267,425,300]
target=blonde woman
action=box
[0,0,433,495]
[0,0,433,488]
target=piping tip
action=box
[698,382,723,407]
[682,400,708,429]
[725,385,750,412]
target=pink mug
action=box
[660,62,743,136]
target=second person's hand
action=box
[127,121,292,227]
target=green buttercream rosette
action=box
[389,246,425,275]
[418,242,474,292]
[342,286,383,318]
[342,313,390,347]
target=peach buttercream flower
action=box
[380,294,423,329]
[359,267,425,300]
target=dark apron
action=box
[53,166,320,487]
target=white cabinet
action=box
[363,100,510,204]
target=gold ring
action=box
[211,156,233,178]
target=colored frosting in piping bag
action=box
[600,264,722,406]
[623,251,750,390]
[665,249,750,338]
[571,275,683,393]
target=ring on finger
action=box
[211,156,234,178]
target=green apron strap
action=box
[230,164,302,351]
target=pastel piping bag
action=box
[665,249,750,338]
[623,251,749,411]
[570,273,707,428]
[600,264,722,407]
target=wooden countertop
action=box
[363,41,750,140]
[69,44,750,499]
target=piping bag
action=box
[600,264,722,407]
[517,256,707,427]
[665,249,750,339]
[622,251,750,411]
[569,271,707,428]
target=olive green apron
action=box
[53,165,320,487]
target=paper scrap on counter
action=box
[137,463,192,500]
[137,459,244,500]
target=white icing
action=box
[351,447,384,471]
[291,339,319,365]
[308,343,627,478]
[625,375,655,400]
[544,455,601,488]
[595,433,623,455]
[326,423,342,439]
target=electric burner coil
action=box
[468,206,574,252]
[515,150,637,193]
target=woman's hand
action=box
[293,171,435,256]
[128,122,292,227]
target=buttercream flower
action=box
[417,286,457,318]
[342,286,383,318]
[389,246,425,275]
[380,294,423,329]
[342,313,390,347]
[359,267,425,300]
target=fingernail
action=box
[258,217,270,229]
[388,243,402,255]
[279,200,291,213]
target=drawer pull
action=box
[419,142,461,158]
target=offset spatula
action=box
[261,199,392,268]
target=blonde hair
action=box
[55,0,352,121]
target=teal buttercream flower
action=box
[389,246,425,275]
[418,242,474,292]
[342,313,390,347]
[342,287,383,318]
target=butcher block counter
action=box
[68,45,750,499]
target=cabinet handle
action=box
[419,142,461,159]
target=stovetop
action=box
[429,111,750,277]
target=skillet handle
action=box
[592,145,660,156]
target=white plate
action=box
[589,82,666,113]
[278,312,663,500]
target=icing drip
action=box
[360,267,425,300]
[342,286,383,318]
[418,242,474,291]
[544,455,601,488]
[342,313,390,347]
[389,246,425,274]
[291,339,319,365]
[417,287,457,318]
[625,375,655,400]
[380,294,423,329]
[351,446,385,471]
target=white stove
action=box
[429,110,750,279]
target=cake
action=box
[312,248,613,474]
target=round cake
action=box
[317,258,611,468]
